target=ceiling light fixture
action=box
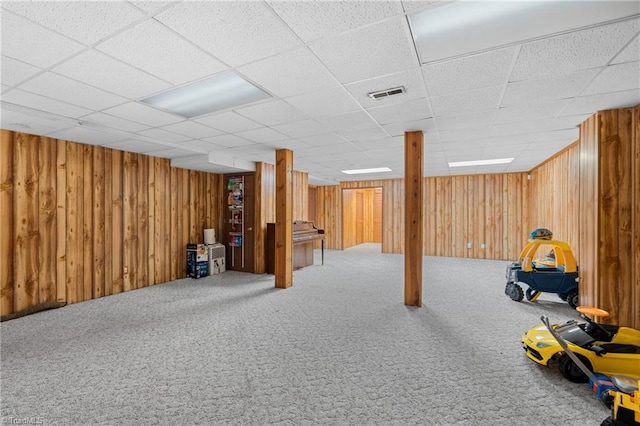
[409,1,640,64]
[448,158,514,168]
[140,71,271,119]
[341,167,392,175]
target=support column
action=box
[275,149,293,289]
[404,131,423,307]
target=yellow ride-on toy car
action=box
[505,228,580,308]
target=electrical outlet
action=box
[123,267,128,274]
[467,242,472,249]
[481,243,486,249]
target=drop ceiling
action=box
[1,1,639,184]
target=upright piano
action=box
[265,221,325,274]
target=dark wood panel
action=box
[1,130,14,315]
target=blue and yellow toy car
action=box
[505,228,580,308]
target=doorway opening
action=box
[342,187,382,252]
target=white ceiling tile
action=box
[2,1,144,45]
[1,109,74,135]
[271,119,328,139]
[435,110,497,131]
[581,61,640,96]
[316,111,379,132]
[149,147,201,159]
[545,114,592,131]
[156,1,301,67]
[439,126,491,143]
[129,1,175,15]
[53,50,171,99]
[0,11,84,68]
[612,34,640,64]
[286,86,360,117]
[430,85,503,117]
[269,1,403,42]
[382,118,437,137]
[175,140,220,152]
[534,128,579,143]
[367,98,432,125]
[194,111,261,133]
[80,112,150,133]
[18,72,128,111]
[106,138,173,154]
[562,89,640,116]
[490,120,550,137]
[103,102,183,127]
[238,47,339,99]
[298,133,350,147]
[345,68,428,109]
[510,18,640,81]
[402,1,442,13]
[2,88,93,119]
[201,134,254,148]
[137,127,190,143]
[159,121,224,139]
[495,100,570,124]
[501,69,600,107]
[351,137,403,151]
[234,128,288,143]
[310,16,418,84]
[235,100,308,126]
[265,139,310,152]
[285,86,361,117]
[96,20,227,86]
[48,126,126,146]
[423,47,517,97]
[338,127,388,143]
[1,56,42,87]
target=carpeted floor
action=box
[1,246,609,425]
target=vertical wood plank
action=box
[104,148,113,296]
[82,145,93,301]
[170,166,179,280]
[65,142,79,304]
[1,130,15,315]
[14,133,40,311]
[38,137,56,303]
[149,156,156,286]
[404,131,423,307]
[275,149,293,289]
[93,146,105,299]
[55,139,67,303]
[111,149,123,294]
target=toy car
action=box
[522,307,640,383]
[505,228,580,308]
[539,314,639,426]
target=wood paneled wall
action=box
[527,141,580,256]
[342,188,380,248]
[1,130,223,316]
[578,107,639,328]
[314,174,528,259]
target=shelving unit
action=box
[227,175,245,269]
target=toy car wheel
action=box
[566,291,579,309]
[525,288,540,301]
[558,353,590,383]
[506,282,523,302]
[600,416,612,426]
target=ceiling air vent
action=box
[367,86,406,99]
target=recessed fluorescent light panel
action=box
[141,71,271,118]
[448,158,514,168]
[342,167,392,175]
[409,1,639,64]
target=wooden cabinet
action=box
[224,173,255,272]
